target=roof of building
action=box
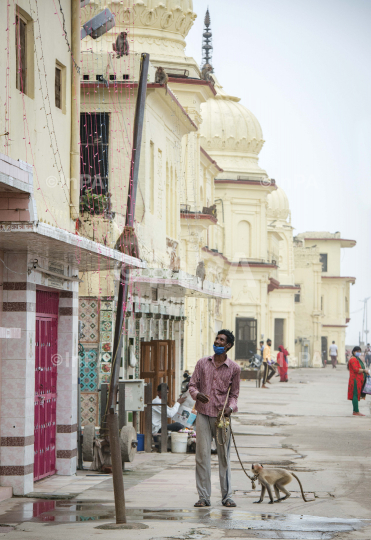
[296,232,356,248]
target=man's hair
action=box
[267,338,271,343]
[217,329,235,349]
[157,383,168,392]
[332,341,335,344]
[260,340,264,344]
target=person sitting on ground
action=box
[348,346,370,417]
[262,339,275,389]
[152,384,186,435]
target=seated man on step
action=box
[152,384,186,435]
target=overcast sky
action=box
[186,0,371,345]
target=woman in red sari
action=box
[277,345,289,382]
[348,346,369,416]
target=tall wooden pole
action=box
[107,53,150,525]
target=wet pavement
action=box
[0,500,366,539]
[0,368,370,540]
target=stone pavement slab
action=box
[0,367,371,539]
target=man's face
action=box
[214,333,231,352]
[267,340,272,347]
[157,388,169,399]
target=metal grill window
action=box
[80,112,110,195]
[55,67,61,109]
[15,15,27,93]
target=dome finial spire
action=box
[201,7,213,70]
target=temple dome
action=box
[200,78,267,179]
[267,186,290,221]
[82,1,197,58]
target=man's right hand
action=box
[196,393,210,404]
[177,396,187,404]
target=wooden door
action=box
[34,291,59,481]
[321,336,328,364]
[235,318,257,360]
[140,340,176,431]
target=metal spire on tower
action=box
[201,8,213,69]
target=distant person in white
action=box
[329,341,338,369]
[152,383,186,434]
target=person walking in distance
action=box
[259,340,264,356]
[329,341,338,369]
[262,339,275,389]
[189,330,240,508]
[365,344,371,368]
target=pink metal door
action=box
[34,291,59,482]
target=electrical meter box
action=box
[119,380,145,412]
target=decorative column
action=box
[56,287,79,476]
[0,254,35,495]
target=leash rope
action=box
[215,385,258,490]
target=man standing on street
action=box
[262,339,275,388]
[329,341,338,369]
[189,330,240,508]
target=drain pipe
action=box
[70,0,80,220]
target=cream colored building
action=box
[78,0,299,377]
[199,80,297,366]
[294,232,356,366]
[78,1,231,400]
[0,1,144,495]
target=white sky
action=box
[185,0,371,344]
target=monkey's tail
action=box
[291,473,309,502]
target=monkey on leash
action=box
[251,463,310,504]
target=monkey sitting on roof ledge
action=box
[155,67,169,94]
[201,63,215,85]
[251,463,311,504]
[113,32,129,58]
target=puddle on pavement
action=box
[0,501,365,539]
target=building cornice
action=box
[215,179,276,189]
[201,247,278,269]
[304,237,356,248]
[180,212,217,225]
[168,77,217,96]
[322,276,356,283]
[322,324,348,328]
[200,147,223,172]
[148,84,198,130]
